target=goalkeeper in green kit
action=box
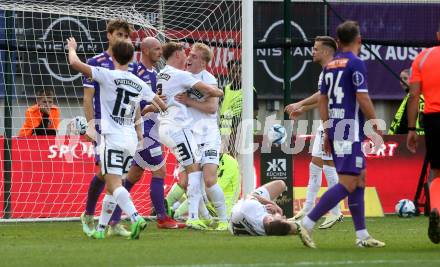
[166,153,241,222]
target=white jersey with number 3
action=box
[157,65,200,128]
[187,70,219,139]
[91,66,155,136]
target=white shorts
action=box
[252,186,270,200]
[312,125,333,161]
[194,131,221,166]
[99,134,136,176]
[159,125,201,167]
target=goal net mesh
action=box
[0,0,241,220]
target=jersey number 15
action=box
[112,88,139,118]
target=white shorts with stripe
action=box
[99,134,137,176]
[159,125,201,167]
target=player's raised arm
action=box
[192,81,224,97]
[67,37,92,77]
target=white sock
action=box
[172,201,181,211]
[187,171,202,220]
[323,165,341,216]
[302,215,316,231]
[113,186,141,223]
[206,183,227,221]
[97,194,117,231]
[356,229,370,240]
[198,180,211,219]
[304,162,322,212]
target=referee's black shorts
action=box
[424,112,440,169]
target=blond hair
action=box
[192,43,213,63]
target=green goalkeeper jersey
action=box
[217,153,241,215]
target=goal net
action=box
[0,0,242,221]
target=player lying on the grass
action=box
[156,42,223,230]
[169,43,228,230]
[166,153,241,224]
[229,180,305,237]
[284,36,343,229]
[297,21,385,249]
[67,37,166,240]
[80,18,136,237]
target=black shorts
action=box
[424,113,440,169]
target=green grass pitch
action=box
[1,216,439,267]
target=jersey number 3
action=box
[325,71,344,105]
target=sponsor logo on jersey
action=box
[158,72,171,81]
[114,79,143,92]
[327,58,349,69]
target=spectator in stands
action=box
[18,88,60,136]
[389,68,424,135]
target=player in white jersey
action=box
[230,180,302,237]
[284,36,343,229]
[172,43,227,230]
[157,42,223,230]
[67,37,166,240]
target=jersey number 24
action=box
[325,71,344,105]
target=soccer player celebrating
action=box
[67,37,166,239]
[173,43,228,230]
[108,37,184,229]
[80,19,136,237]
[229,180,299,236]
[407,23,440,244]
[285,36,343,229]
[297,21,385,248]
[157,42,223,230]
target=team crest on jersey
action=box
[352,71,365,86]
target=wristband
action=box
[407,127,416,131]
